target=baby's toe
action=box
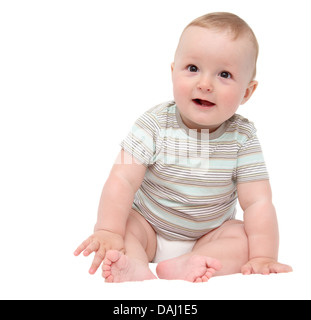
[102,264,111,271]
[105,275,114,282]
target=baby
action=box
[74,12,292,282]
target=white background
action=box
[1,0,310,300]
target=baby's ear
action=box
[241,81,258,105]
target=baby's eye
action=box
[187,65,198,72]
[219,71,232,79]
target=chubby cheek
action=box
[219,88,244,111]
[173,77,192,102]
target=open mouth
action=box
[193,99,215,107]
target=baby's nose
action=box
[197,76,213,92]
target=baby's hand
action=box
[241,257,293,275]
[74,230,124,274]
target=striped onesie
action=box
[121,101,269,241]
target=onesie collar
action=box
[175,105,228,140]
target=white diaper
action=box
[153,234,196,263]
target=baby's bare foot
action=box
[102,250,157,283]
[156,254,222,282]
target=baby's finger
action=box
[89,250,106,274]
[260,265,271,275]
[83,241,100,257]
[241,263,252,275]
[269,263,293,274]
[74,238,91,256]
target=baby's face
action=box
[172,26,258,132]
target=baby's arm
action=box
[74,149,147,274]
[238,180,292,274]
[94,150,146,235]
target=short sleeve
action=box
[235,134,269,183]
[120,112,159,166]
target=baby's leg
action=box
[192,220,249,276]
[102,209,157,282]
[156,220,248,282]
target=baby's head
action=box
[172,12,259,132]
[184,12,259,79]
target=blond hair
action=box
[184,12,259,79]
